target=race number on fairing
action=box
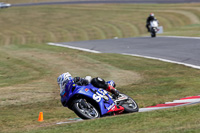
[93,94,101,102]
[92,89,108,102]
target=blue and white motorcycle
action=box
[61,80,139,119]
[150,20,159,37]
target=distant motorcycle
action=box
[63,80,139,119]
[149,20,159,37]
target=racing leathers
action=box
[146,15,157,32]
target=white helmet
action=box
[150,13,154,17]
[57,72,72,84]
[57,72,72,95]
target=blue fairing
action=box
[61,80,115,115]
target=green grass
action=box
[15,105,200,133]
[0,3,200,133]
[1,44,200,133]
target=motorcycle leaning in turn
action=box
[61,80,139,119]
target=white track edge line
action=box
[161,36,200,39]
[122,53,200,70]
[48,42,200,70]
[48,42,101,53]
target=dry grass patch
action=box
[0,44,141,108]
[0,79,56,106]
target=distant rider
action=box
[146,13,158,32]
[57,72,119,106]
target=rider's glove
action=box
[74,77,82,85]
[111,89,119,97]
[74,77,89,86]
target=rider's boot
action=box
[148,27,150,32]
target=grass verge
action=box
[0,3,200,133]
[16,104,200,133]
[1,44,200,133]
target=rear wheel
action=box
[72,99,100,119]
[121,95,139,113]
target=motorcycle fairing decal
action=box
[63,92,67,97]
[107,103,115,110]
[60,90,66,97]
[107,105,124,114]
[85,88,89,92]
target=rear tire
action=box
[121,95,139,113]
[72,99,100,119]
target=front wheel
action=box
[151,31,156,38]
[72,99,100,119]
[120,95,139,113]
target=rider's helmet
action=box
[57,72,73,95]
[150,13,154,17]
[57,72,72,84]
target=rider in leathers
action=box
[57,72,119,106]
[146,13,158,32]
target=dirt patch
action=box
[0,47,141,106]
[0,78,57,106]
[13,49,141,85]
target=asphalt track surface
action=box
[12,0,200,7]
[50,36,200,67]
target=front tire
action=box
[72,99,100,119]
[151,31,156,38]
[150,28,156,38]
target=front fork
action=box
[78,99,91,109]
